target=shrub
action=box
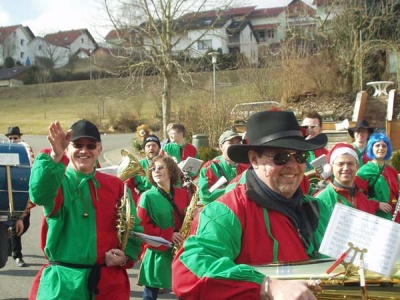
[198,146,220,163]
[391,150,400,173]
[4,57,15,68]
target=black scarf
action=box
[157,185,183,223]
[246,169,320,257]
[333,179,356,197]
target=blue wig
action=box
[366,132,393,160]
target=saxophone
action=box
[172,182,202,255]
[116,149,144,250]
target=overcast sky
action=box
[0,0,303,41]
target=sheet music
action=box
[319,203,400,276]
[131,232,173,248]
[310,154,331,179]
[178,157,203,174]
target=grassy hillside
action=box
[0,70,269,135]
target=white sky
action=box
[0,0,298,41]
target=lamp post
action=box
[89,49,93,80]
[208,52,219,108]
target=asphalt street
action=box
[0,134,176,300]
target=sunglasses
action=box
[301,125,319,130]
[150,165,166,172]
[264,151,309,166]
[8,137,20,140]
[71,142,98,150]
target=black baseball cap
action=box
[70,119,101,142]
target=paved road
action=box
[0,134,176,300]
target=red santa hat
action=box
[321,143,358,179]
[328,143,358,164]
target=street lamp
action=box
[208,51,219,108]
[89,49,93,80]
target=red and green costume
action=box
[29,152,143,300]
[315,181,380,218]
[198,156,248,204]
[137,185,191,289]
[163,142,199,163]
[357,162,400,222]
[172,169,330,299]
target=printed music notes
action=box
[319,203,400,277]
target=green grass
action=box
[0,70,265,135]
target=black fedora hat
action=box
[5,126,23,137]
[228,111,328,164]
[348,120,374,138]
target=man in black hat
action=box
[348,119,374,166]
[173,110,331,299]
[4,126,34,267]
[29,120,144,300]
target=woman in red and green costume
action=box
[172,110,331,300]
[29,120,143,300]
[137,155,191,300]
[357,133,400,222]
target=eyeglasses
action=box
[150,165,166,172]
[301,125,319,130]
[71,142,98,150]
[8,137,20,141]
[333,161,357,168]
[263,151,309,166]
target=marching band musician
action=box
[5,126,35,267]
[315,143,392,218]
[172,111,331,300]
[348,120,374,167]
[126,135,164,205]
[29,119,143,300]
[198,130,248,205]
[137,155,191,300]
[356,133,400,222]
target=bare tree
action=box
[101,0,233,138]
[0,38,17,65]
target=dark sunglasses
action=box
[8,137,19,140]
[71,142,98,150]
[150,165,166,172]
[301,125,319,130]
[264,151,309,166]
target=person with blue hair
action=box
[357,132,400,222]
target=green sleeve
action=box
[29,153,66,211]
[180,201,265,284]
[198,166,225,205]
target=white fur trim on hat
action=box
[329,147,358,164]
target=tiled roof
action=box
[44,28,97,47]
[313,0,333,5]
[105,28,137,40]
[250,7,285,18]
[0,25,22,43]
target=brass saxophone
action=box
[172,182,203,255]
[116,149,144,250]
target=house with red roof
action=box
[0,25,35,67]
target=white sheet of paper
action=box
[0,153,20,166]
[209,176,228,193]
[97,165,118,176]
[132,232,173,248]
[319,203,400,277]
[178,157,203,174]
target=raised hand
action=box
[47,121,73,162]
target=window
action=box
[202,19,213,26]
[13,32,16,37]
[81,38,84,43]
[258,31,266,42]
[20,52,24,59]
[198,39,212,50]
[267,29,275,39]
[38,45,42,50]
[20,39,24,46]
[250,33,252,41]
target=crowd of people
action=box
[0,111,399,299]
